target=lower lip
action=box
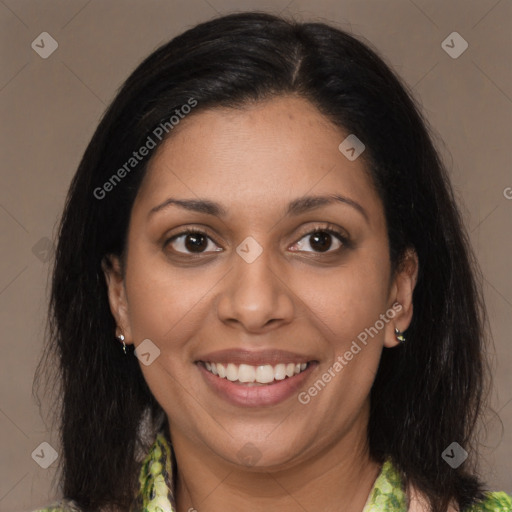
[197,363,316,407]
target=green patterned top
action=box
[34,432,512,511]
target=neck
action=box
[171,403,382,512]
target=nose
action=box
[216,247,295,333]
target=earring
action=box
[394,328,406,343]
[117,333,127,354]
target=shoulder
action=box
[31,499,82,512]
[407,478,511,512]
[463,491,512,512]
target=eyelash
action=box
[164,224,350,257]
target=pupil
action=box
[311,232,331,252]
[185,233,207,252]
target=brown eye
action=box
[308,231,335,252]
[291,229,346,254]
[166,230,222,254]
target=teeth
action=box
[238,364,256,383]
[217,363,226,378]
[274,364,286,380]
[256,365,274,384]
[204,361,308,384]
[226,363,238,382]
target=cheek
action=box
[123,245,211,344]
[294,255,391,345]
[123,257,213,419]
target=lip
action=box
[195,348,313,366]
[196,352,318,407]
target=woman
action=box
[34,11,511,512]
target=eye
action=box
[164,224,349,257]
[165,229,222,255]
[290,226,348,254]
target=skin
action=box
[104,95,419,512]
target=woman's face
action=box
[105,95,417,470]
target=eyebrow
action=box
[148,194,369,223]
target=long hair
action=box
[35,11,491,512]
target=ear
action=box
[102,254,133,345]
[384,248,419,348]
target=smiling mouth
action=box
[198,361,311,386]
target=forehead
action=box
[134,95,382,223]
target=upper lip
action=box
[195,349,316,366]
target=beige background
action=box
[0,1,510,510]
